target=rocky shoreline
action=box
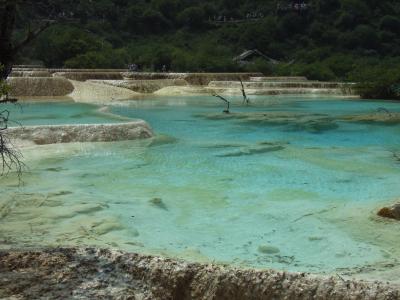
[0,248,399,299]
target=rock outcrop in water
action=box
[0,248,399,300]
[378,203,400,220]
[8,121,153,145]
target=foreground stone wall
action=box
[0,248,398,300]
[8,121,153,145]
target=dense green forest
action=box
[11,0,400,97]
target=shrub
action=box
[273,62,336,81]
[350,63,400,99]
[380,15,400,33]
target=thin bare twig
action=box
[239,78,250,105]
[392,151,400,163]
[0,99,26,182]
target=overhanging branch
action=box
[12,20,54,53]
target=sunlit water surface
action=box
[1,96,400,281]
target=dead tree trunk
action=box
[239,78,250,105]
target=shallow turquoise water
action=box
[1,96,400,281]
[5,101,125,126]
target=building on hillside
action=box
[233,49,280,66]
[277,1,310,12]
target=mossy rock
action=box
[377,203,400,220]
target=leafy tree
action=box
[141,9,171,33]
[177,7,205,29]
[0,0,74,176]
[33,26,104,67]
[352,25,379,49]
[380,15,400,33]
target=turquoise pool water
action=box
[4,101,127,126]
[1,96,400,281]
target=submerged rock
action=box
[308,236,324,242]
[215,140,287,157]
[149,198,168,210]
[294,118,339,133]
[8,121,153,145]
[148,135,178,147]
[340,112,400,125]
[92,222,124,235]
[201,142,244,149]
[377,203,400,220]
[48,191,73,198]
[258,244,280,254]
[195,112,338,133]
[217,145,285,157]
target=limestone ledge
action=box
[67,80,140,102]
[0,247,399,300]
[8,121,153,145]
[90,79,189,93]
[122,72,263,85]
[7,77,74,97]
[6,71,357,99]
[206,87,352,96]
[53,71,124,81]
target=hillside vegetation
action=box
[14,0,400,98]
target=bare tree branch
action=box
[212,93,230,114]
[0,105,26,181]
